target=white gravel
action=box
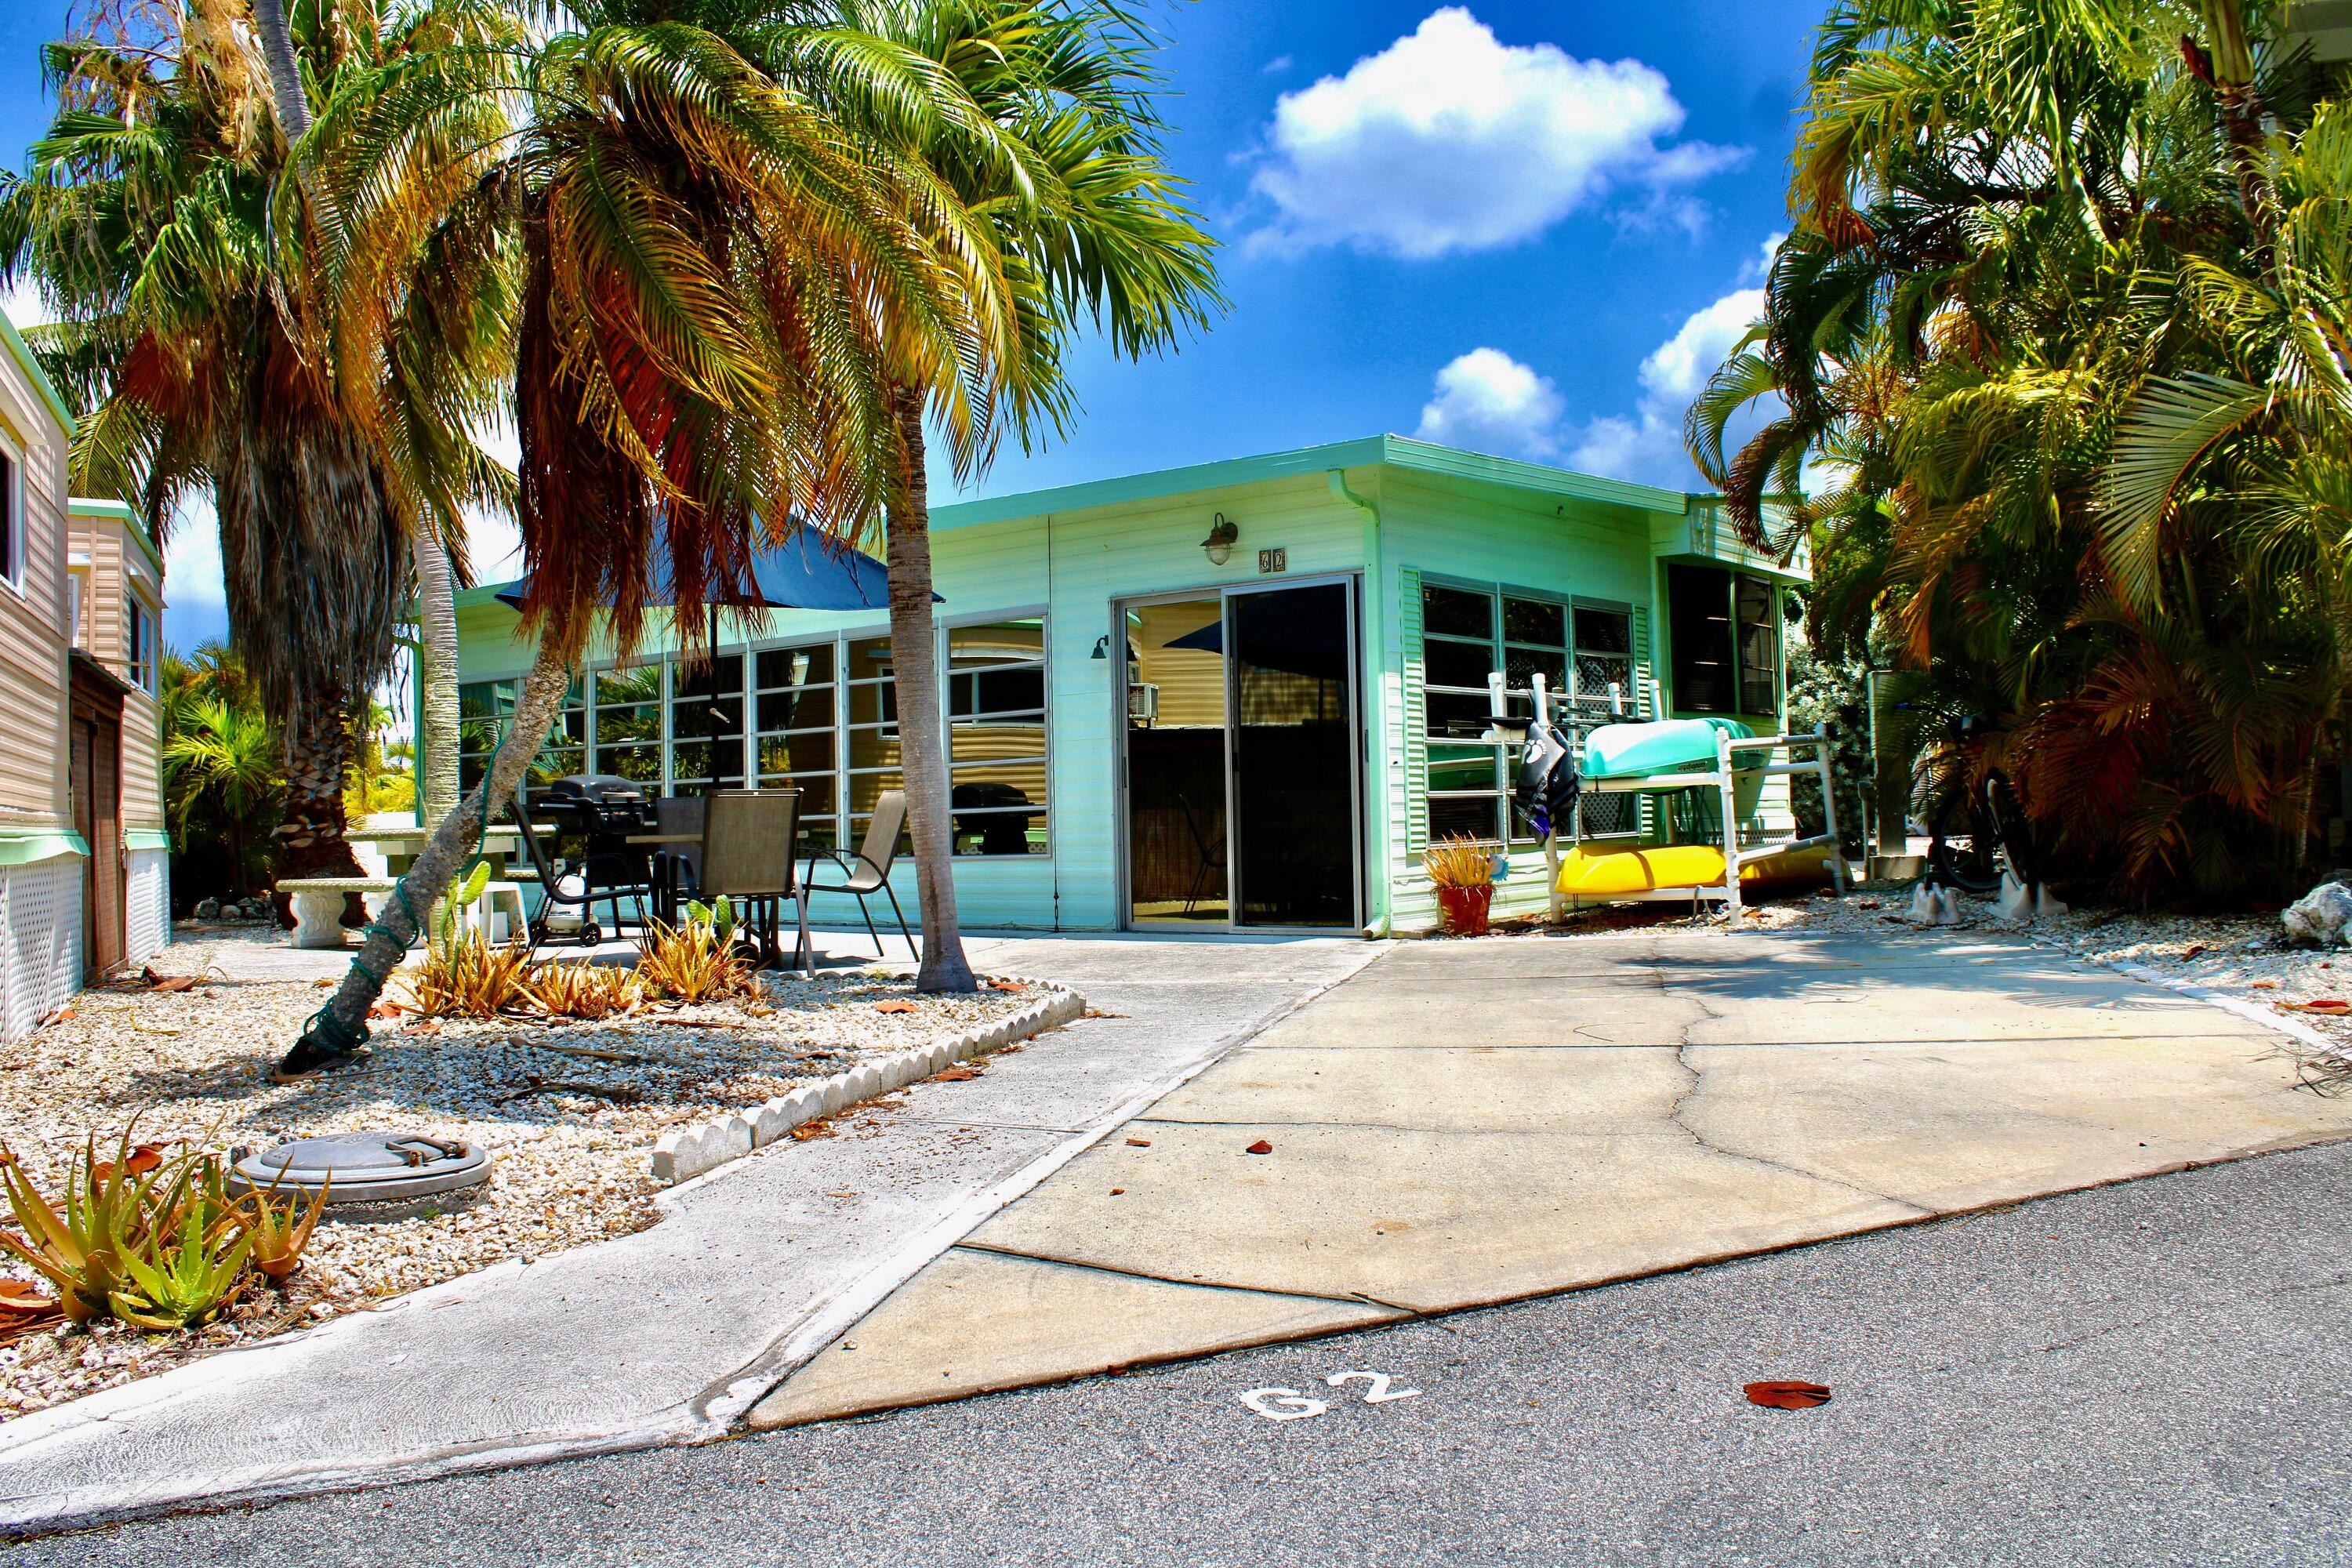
[0,938,1032,1422]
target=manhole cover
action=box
[228,1132,492,1204]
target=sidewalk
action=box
[746,928,2352,1427]
[0,934,1380,1534]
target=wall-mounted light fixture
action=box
[1091,634,1112,659]
[1200,512,1238,567]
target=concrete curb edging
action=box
[649,978,1087,1185]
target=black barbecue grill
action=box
[516,775,657,949]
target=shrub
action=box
[528,960,646,1020]
[403,928,536,1018]
[636,917,753,1004]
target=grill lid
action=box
[228,1132,492,1203]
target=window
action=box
[1420,583,1635,844]
[457,677,585,798]
[592,661,662,784]
[1668,564,1780,717]
[946,619,1048,855]
[467,619,1051,856]
[755,642,839,850]
[0,449,18,586]
[127,597,156,691]
[667,652,745,794]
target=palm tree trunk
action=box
[276,639,573,1076]
[415,533,462,827]
[273,677,363,903]
[884,383,975,993]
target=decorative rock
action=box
[2283,881,2352,947]
[193,898,221,920]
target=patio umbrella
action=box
[492,526,938,617]
[1166,613,1348,683]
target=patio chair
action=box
[697,788,800,967]
[652,793,707,924]
[514,786,652,953]
[1178,792,1225,915]
[799,790,915,972]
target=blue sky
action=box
[0,1,1822,653]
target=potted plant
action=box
[1425,836,1496,937]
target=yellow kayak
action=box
[1555,842,1835,897]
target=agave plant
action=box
[636,920,755,1007]
[0,1137,159,1323]
[234,1177,331,1287]
[526,960,646,1022]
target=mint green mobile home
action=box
[445,435,1806,937]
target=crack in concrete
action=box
[1659,992,1933,1218]
[950,1241,1412,1315]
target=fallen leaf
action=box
[38,1007,74,1025]
[1126,1138,1152,1147]
[1744,1380,1831,1410]
[314,978,336,989]
[408,1019,443,1036]
[2183,944,2207,960]
[1109,1189,1126,1196]
[2287,998,2351,1013]
[2249,979,2279,989]
[125,1144,165,1176]
[1246,1139,1274,1156]
[986,979,1025,993]
[1083,1007,1129,1019]
[873,1000,919,1014]
[1857,900,1881,909]
[935,1065,983,1081]
[0,1283,56,1315]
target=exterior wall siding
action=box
[0,354,72,833]
[67,506,167,833]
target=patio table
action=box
[626,833,705,926]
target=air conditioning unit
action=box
[1127,683,1160,721]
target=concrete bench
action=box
[278,877,398,949]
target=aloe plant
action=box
[111,1198,252,1331]
[0,1138,158,1323]
[236,1177,332,1284]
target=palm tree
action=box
[161,648,283,902]
[811,0,1221,989]
[273,0,1044,1073]
[1,2,504,902]
[1685,0,2349,896]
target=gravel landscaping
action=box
[0,929,1035,1421]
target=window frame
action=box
[470,612,1053,860]
[1418,579,1637,847]
[127,593,157,691]
[0,445,22,592]
[1667,563,1782,720]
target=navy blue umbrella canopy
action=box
[492,527,937,614]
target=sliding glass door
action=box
[1120,578,1361,931]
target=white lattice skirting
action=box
[125,848,170,968]
[0,856,82,1044]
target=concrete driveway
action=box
[751,928,2352,1428]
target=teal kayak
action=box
[1581,717,1754,781]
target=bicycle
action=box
[1914,713,2038,896]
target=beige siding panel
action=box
[0,360,71,830]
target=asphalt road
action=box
[18,1138,2352,1567]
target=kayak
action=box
[1579,717,1753,781]
[1555,840,1835,897]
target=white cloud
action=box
[1248,8,1740,258]
[1264,54,1293,74]
[2,277,44,331]
[1740,230,1787,284]
[464,408,525,583]
[1414,347,1565,459]
[1571,266,1774,486]
[160,495,229,652]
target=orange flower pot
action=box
[1436,884,1493,937]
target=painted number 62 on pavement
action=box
[1238,1370,1423,1421]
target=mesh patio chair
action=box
[652,794,707,924]
[697,789,800,967]
[798,790,915,974]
